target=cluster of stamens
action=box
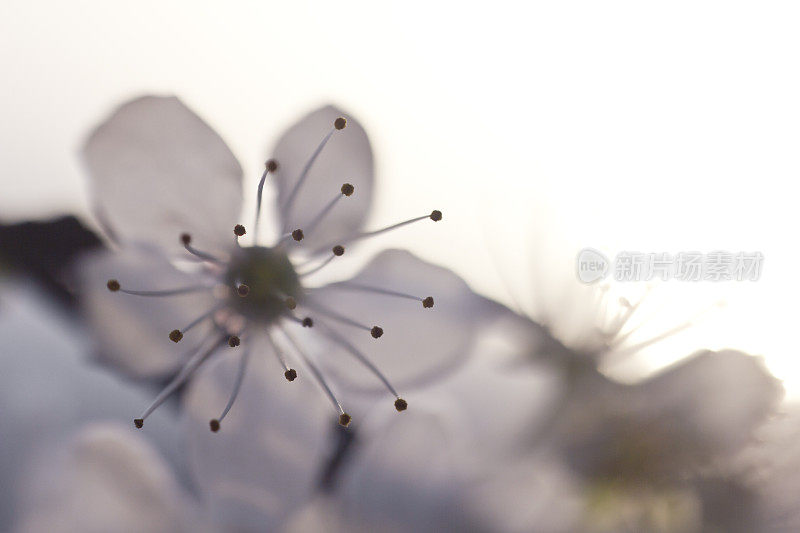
[107,116,440,431]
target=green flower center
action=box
[225,246,301,321]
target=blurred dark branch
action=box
[0,215,103,307]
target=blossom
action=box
[78,95,498,432]
[0,277,193,532]
[478,245,786,531]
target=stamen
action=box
[302,184,355,239]
[285,297,297,310]
[181,233,225,265]
[322,282,434,309]
[302,300,383,339]
[264,331,298,381]
[281,118,346,229]
[210,342,252,432]
[347,210,443,243]
[228,336,241,347]
[237,284,250,297]
[292,229,305,241]
[254,160,278,243]
[170,304,224,342]
[278,325,347,420]
[285,314,314,327]
[298,246,344,277]
[315,319,401,401]
[234,224,246,247]
[134,335,227,428]
[394,398,408,411]
[106,279,212,297]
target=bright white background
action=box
[2,2,799,395]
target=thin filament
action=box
[180,304,225,335]
[254,168,269,243]
[347,214,430,243]
[302,301,372,333]
[278,325,345,415]
[298,254,336,277]
[281,127,336,230]
[315,319,399,398]
[264,331,291,372]
[302,192,343,239]
[119,286,212,297]
[184,242,225,265]
[137,335,226,423]
[323,282,425,303]
[217,343,252,423]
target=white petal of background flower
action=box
[271,105,374,251]
[83,95,243,253]
[0,279,183,531]
[14,423,208,533]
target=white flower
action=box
[481,260,786,531]
[78,95,499,432]
[0,278,198,532]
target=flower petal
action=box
[271,105,373,250]
[182,338,331,531]
[75,247,218,378]
[0,280,183,530]
[636,349,783,458]
[304,249,505,393]
[337,409,474,532]
[15,423,207,533]
[83,95,243,253]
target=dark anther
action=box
[228,336,241,347]
[237,284,250,297]
[292,229,304,241]
[134,418,144,429]
[430,210,443,222]
[334,117,347,130]
[180,233,192,245]
[338,413,352,427]
[106,279,120,292]
[370,326,384,339]
[169,329,183,343]
[265,159,278,172]
[341,183,354,196]
[285,297,297,310]
[284,368,298,382]
[332,245,345,256]
[422,296,434,308]
[234,224,246,236]
[209,419,221,432]
[394,398,408,412]
[302,317,314,328]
